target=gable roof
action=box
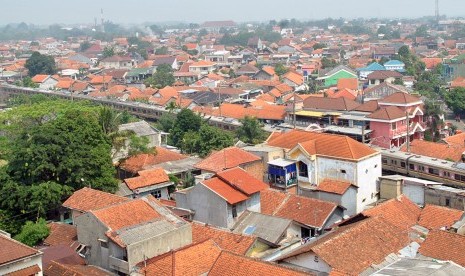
[418,204,464,230]
[31,74,53,83]
[124,167,170,191]
[0,234,41,265]
[379,92,422,105]
[317,179,353,195]
[400,140,464,162]
[367,70,403,80]
[201,177,249,205]
[260,189,289,215]
[45,261,112,276]
[194,147,260,173]
[192,222,256,255]
[267,130,378,161]
[43,222,77,247]
[279,216,410,275]
[303,97,360,111]
[358,62,386,72]
[120,147,187,173]
[362,195,421,230]
[419,230,465,266]
[216,167,268,196]
[91,198,161,231]
[337,78,358,90]
[62,187,129,212]
[353,100,379,112]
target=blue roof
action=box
[384,60,405,66]
[357,62,385,72]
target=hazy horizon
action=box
[2,0,464,26]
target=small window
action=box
[382,159,387,165]
[445,198,451,207]
[391,123,397,130]
[365,169,369,174]
[99,239,108,248]
[409,164,415,170]
[444,171,451,177]
[362,198,366,203]
[374,164,378,168]
[428,168,440,175]
[151,190,162,199]
[314,255,319,263]
[418,165,425,171]
[232,204,238,218]
[401,162,406,168]
[340,169,346,174]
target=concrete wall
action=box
[356,154,382,212]
[316,157,357,185]
[174,183,229,228]
[402,184,425,206]
[242,161,265,181]
[380,178,402,200]
[281,252,331,273]
[0,254,43,276]
[127,223,192,268]
[425,188,465,211]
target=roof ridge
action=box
[272,192,291,215]
[345,136,356,159]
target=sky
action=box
[1,0,464,26]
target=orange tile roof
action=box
[120,147,187,173]
[201,177,249,204]
[192,222,256,255]
[451,77,465,88]
[303,97,360,111]
[45,261,112,276]
[92,199,161,231]
[400,140,464,162]
[0,234,40,265]
[194,147,260,173]
[190,60,216,67]
[208,251,310,276]
[280,216,410,275]
[283,71,304,85]
[379,92,422,105]
[8,265,41,276]
[273,193,337,228]
[260,189,289,215]
[90,75,112,85]
[124,167,170,191]
[317,179,353,195]
[43,222,77,247]
[419,230,465,266]
[362,195,421,230]
[261,66,276,76]
[141,239,222,275]
[444,132,465,147]
[217,167,268,196]
[268,130,378,161]
[367,106,406,121]
[418,204,464,230]
[337,78,358,90]
[422,57,443,70]
[62,187,129,212]
[353,100,379,112]
[31,74,51,83]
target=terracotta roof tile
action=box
[267,130,377,161]
[443,132,465,147]
[192,223,256,255]
[201,177,249,204]
[120,147,187,173]
[337,78,358,90]
[141,239,222,276]
[31,74,51,83]
[367,106,406,121]
[62,187,129,212]
[280,216,410,275]
[0,234,40,265]
[419,230,465,266]
[124,167,170,191]
[303,97,360,111]
[209,251,310,276]
[6,265,41,276]
[400,140,464,162]
[43,223,77,247]
[379,92,422,105]
[195,147,260,173]
[92,199,161,231]
[260,189,289,215]
[317,179,353,195]
[353,100,379,112]
[418,205,464,230]
[216,167,268,196]
[362,195,421,230]
[45,261,112,276]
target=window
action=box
[409,164,415,170]
[391,123,397,130]
[391,160,397,166]
[374,164,378,168]
[428,168,440,175]
[444,171,451,178]
[382,159,388,164]
[445,198,451,207]
[301,227,310,238]
[314,256,319,263]
[298,161,309,177]
[340,169,346,174]
[232,204,238,218]
[401,162,406,168]
[418,165,425,171]
[455,174,465,182]
[98,239,108,249]
[151,190,162,199]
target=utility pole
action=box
[293,92,296,129]
[406,111,410,152]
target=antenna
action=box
[435,0,440,23]
[101,8,105,33]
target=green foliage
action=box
[445,88,465,115]
[14,77,39,88]
[102,46,115,58]
[79,41,91,52]
[395,46,425,77]
[155,46,168,55]
[274,64,288,76]
[236,116,267,144]
[415,25,428,37]
[170,109,202,147]
[313,43,327,50]
[144,64,175,88]
[183,172,195,188]
[321,57,338,69]
[25,52,56,77]
[14,218,49,247]
[157,113,176,132]
[219,29,281,46]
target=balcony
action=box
[109,256,130,275]
[389,122,426,138]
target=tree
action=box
[313,43,327,50]
[102,46,115,58]
[445,88,465,116]
[14,218,49,246]
[321,57,338,69]
[155,46,168,55]
[144,64,175,88]
[79,41,91,52]
[157,113,176,132]
[170,109,202,147]
[180,125,233,157]
[14,76,39,88]
[236,116,267,144]
[415,25,428,37]
[398,45,410,58]
[25,52,56,77]
[274,64,288,76]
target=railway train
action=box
[0,84,241,131]
[378,147,465,188]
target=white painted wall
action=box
[355,154,382,212]
[0,254,43,276]
[282,252,331,273]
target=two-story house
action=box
[188,60,217,76]
[265,130,381,214]
[100,55,136,69]
[74,196,191,275]
[174,167,268,228]
[367,92,425,149]
[122,167,174,199]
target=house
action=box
[122,167,174,199]
[152,55,178,70]
[188,60,217,75]
[282,71,304,88]
[400,139,464,162]
[362,82,411,102]
[419,230,465,267]
[366,70,403,86]
[118,120,165,149]
[0,232,43,276]
[316,65,357,87]
[265,130,381,213]
[205,51,230,66]
[373,47,396,59]
[260,189,343,238]
[378,175,442,205]
[194,146,263,180]
[357,62,386,79]
[99,55,135,69]
[62,187,130,224]
[31,74,58,89]
[74,196,191,275]
[174,167,268,228]
[254,66,278,81]
[384,59,406,72]
[418,204,464,230]
[236,64,260,77]
[367,92,425,149]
